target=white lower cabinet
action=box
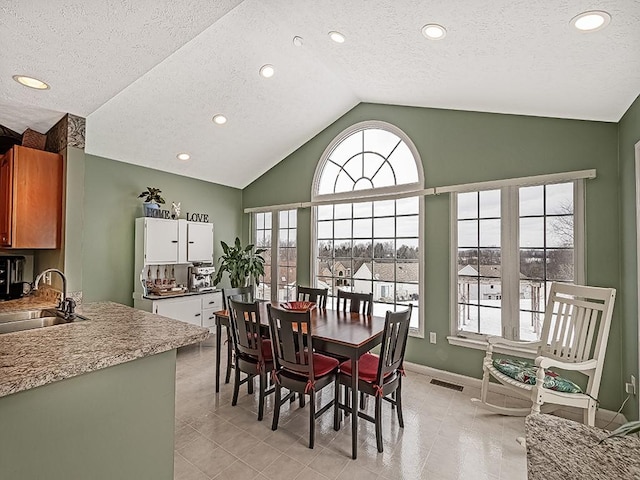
[135,291,223,329]
[154,296,202,326]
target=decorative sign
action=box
[144,206,172,219]
[186,212,210,222]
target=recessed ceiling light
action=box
[421,24,447,40]
[176,153,190,161]
[259,64,275,78]
[570,11,611,32]
[212,114,227,125]
[293,36,304,47]
[12,75,50,90]
[328,31,345,43]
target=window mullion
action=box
[271,213,280,303]
[501,186,520,340]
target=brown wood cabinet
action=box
[0,145,63,248]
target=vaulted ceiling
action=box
[2,1,639,188]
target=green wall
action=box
[82,154,243,305]
[243,102,623,411]
[619,94,640,420]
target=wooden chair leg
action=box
[272,384,281,431]
[333,379,341,431]
[344,385,350,417]
[308,391,316,449]
[359,391,367,410]
[375,395,383,453]
[299,392,306,408]
[258,371,266,421]
[248,374,254,395]
[396,379,404,428]
[231,363,241,406]
[391,390,396,410]
[225,326,233,384]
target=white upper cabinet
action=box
[187,222,214,263]
[136,217,214,265]
[142,218,180,264]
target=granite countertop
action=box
[142,288,220,300]
[526,414,640,479]
[0,286,60,313]
[0,301,209,398]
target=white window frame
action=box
[311,120,425,337]
[448,178,585,352]
[253,209,297,303]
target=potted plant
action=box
[138,187,165,216]
[213,237,267,288]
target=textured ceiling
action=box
[2,0,640,188]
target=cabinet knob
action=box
[195,313,201,317]
[171,240,178,243]
[188,241,195,244]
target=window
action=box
[453,181,583,341]
[254,210,297,302]
[312,121,424,333]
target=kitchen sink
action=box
[0,309,88,335]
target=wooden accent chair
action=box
[227,298,273,421]
[472,283,616,427]
[296,285,328,310]
[337,290,373,316]
[221,286,255,384]
[335,305,412,452]
[267,304,339,448]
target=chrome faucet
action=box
[33,268,76,319]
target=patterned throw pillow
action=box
[492,358,583,394]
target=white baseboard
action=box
[404,361,628,427]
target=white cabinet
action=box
[135,218,213,266]
[138,218,181,264]
[134,291,223,330]
[187,222,214,263]
[200,292,224,329]
[154,296,202,326]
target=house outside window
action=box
[254,210,297,302]
[453,181,583,342]
[312,121,424,334]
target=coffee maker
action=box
[0,255,27,300]
[188,264,215,292]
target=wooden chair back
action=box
[228,298,264,361]
[337,290,373,315]
[538,283,616,396]
[377,306,412,382]
[267,304,316,382]
[222,285,254,310]
[296,286,328,309]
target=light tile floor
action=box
[173,337,534,480]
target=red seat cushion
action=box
[312,352,339,377]
[339,353,387,383]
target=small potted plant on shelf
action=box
[213,237,266,288]
[138,187,165,216]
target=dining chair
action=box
[472,282,616,427]
[337,290,373,315]
[228,298,274,421]
[336,305,412,452]
[296,285,328,310]
[267,304,339,448]
[221,285,255,384]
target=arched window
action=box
[312,121,424,332]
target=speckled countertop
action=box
[526,414,640,479]
[0,301,210,398]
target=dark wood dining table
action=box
[214,303,387,459]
